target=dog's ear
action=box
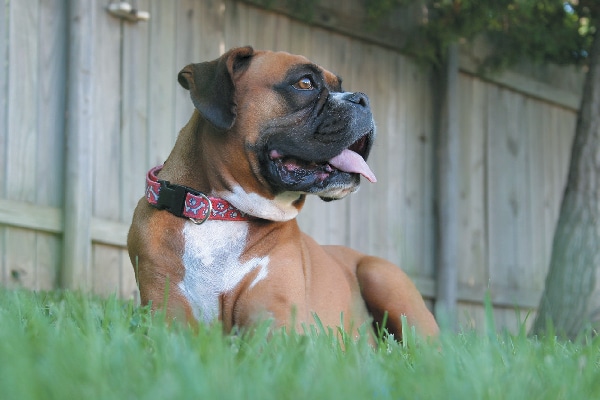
[178,46,254,130]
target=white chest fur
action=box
[178,221,269,323]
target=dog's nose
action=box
[347,92,369,108]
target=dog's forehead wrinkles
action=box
[246,51,310,81]
[248,51,341,90]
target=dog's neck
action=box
[216,186,305,221]
[160,111,305,222]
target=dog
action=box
[127,46,438,339]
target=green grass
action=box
[0,289,599,400]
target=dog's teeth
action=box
[270,149,283,159]
[283,159,300,171]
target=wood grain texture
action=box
[435,44,460,323]
[37,0,67,208]
[0,0,7,200]
[5,1,40,290]
[121,0,151,223]
[7,0,38,204]
[147,0,178,167]
[62,0,96,290]
[92,244,121,297]
[34,0,66,288]
[458,75,488,291]
[88,0,123,296]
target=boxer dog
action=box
[128,46,438,339]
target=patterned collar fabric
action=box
[145,165,251,223]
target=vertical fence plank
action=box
[514,96,531,294]
[418,62,435,281]
[367,46,396,259]
[6,0,38,204]
[458,75,488,292]
[487,87,528,292]
[538,107,577,290]
[0,0,8,200]
[382,51,406,266]
[0,0,9,283]
[512,96,533,297]
[147,0,177,167]
[224,0,249,47]
[5,1,39,288]
[527,101,547,292]
[35,233,61,290]
[434,44,460,324]
[92,5,121,221]
[486,86,514,291]
[246,4,276,49]
[120,0,151,298]
[37,0,67,208]
[271,11,291,51]
[377,52,407,266]
[62,0,96,290]
[405,56,435,278]
[34,0,68,290]
[197,0,226,58]
[90,1,124,296]
[539,106,558,293]
[92,245,121,296]
[121,0,150,223]
[287,17,310,56]
[120,250,138,300]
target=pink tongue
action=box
[328,149,377,183]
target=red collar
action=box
[145,165,251,224]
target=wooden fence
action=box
[0,0,584,332]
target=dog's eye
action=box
[293,77,314,90]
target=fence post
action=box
[61,0,95,290]
[434,43,460,328]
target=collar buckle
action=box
[155,180,190,218]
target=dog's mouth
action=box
[267,132,377,187]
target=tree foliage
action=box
[365,0,598,69]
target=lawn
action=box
[0,289,598,400]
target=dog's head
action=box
[177,46,376,204]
